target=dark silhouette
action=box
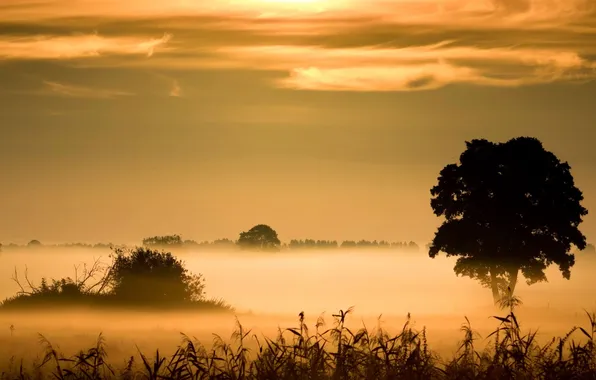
[336,240,419,251]
[108,247,205,304]
[27,239,42,247]
[237,224,281,251]
[142,234,183,248]
[1,247,234,311]
[428,137,588,304]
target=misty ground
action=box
[1,248,595,365]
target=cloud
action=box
[209,44,596,91]
[0,33,172,60]
[276,64,491,91]
[169,79,182,97]
[42,81,134,98]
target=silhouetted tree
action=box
[27,240,42,247]
[429,137,587,304]
[237,224,281,251]
[142,234,183,248]
[108,247,205,304]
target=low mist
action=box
[2,247,595,316]
[2,247,596,359]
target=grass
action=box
[1,303,595,380]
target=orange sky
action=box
[0,0,595,245]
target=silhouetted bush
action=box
[0,247,232,312]
[108,246,205,304]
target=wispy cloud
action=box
[0,33,172,60]
[42,80,134,98]
[169,79,182,97]
[204,44,596,91]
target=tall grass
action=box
[2,305,595,379]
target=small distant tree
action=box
[429,137,587,304]
[237,224,281,251]
[142,235,183,248]
[108,247,205,304]
[27,240,42,247]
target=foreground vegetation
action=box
[2,300,596,380]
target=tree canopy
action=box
[27,240,42,247]
[108,247,205,304]
[237,224,281,251]
[428,137,588,304]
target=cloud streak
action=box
[0,33,171,60]
[42,80,134,98]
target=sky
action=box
[1,0,595,245]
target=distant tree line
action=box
[288,239,419,251]
[0,241,114,251]
[141,228,421,252]
[2,229,592,257]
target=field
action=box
[1,248,596,378]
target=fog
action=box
[1,247,596,363]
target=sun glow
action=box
[224,0,344,13]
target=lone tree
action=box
[237,224,281,251]
[429,137,587,304]
[28,240,42,247]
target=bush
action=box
[108,247,205,304]
[0,247,231,312]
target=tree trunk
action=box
[490,267,500,305]
[507,268,519,296]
